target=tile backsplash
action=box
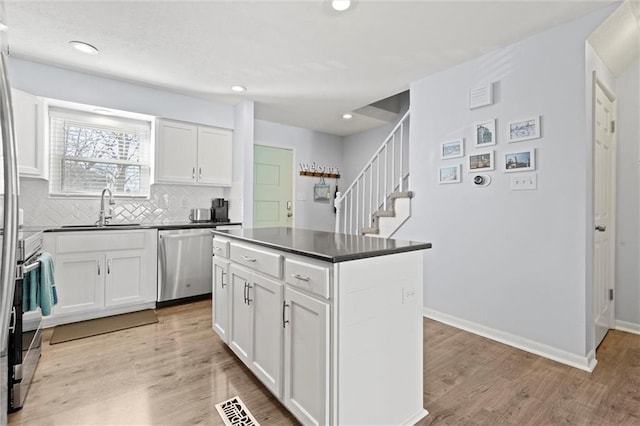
[20,178,235,227]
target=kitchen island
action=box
[211,227,431,425]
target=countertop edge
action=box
[42,222,242,233]
[211,229,431,263]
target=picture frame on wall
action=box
[504,149,535,173]
[440,139,464,159]
[508,116,541,142]
[474,119,496,147]
[438,164,461,184]
[468,151,494,172]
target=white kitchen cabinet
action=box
[54,253,105,315]
[43,229,158,326]
[228,263,283,397]
[212,257,230,343]
[155,118,232,186]
[228,264,251,363]
[104,249,148,307]
[12,89,46,178]
[283,286,329,425]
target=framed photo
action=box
[440,139,464,159]
[468,151,494,172]
[508,116,540,142]
[474,119,496,147]
[438,164,461,184]
[504,149,535,173]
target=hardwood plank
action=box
[8,301,640,425]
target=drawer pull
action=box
[241,255,257,263]
[213,246,223,251]
[291,273,311,282]
[282,301,290,328]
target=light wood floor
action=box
[8,299,640,425]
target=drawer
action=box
[285,258,330,299]
[212,237,229,258]
[230,242,282,279]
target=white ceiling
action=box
[5,0,618,136]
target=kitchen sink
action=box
[60,223,141,229]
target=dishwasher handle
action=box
[159,231,213,240]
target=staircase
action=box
[335,110,412,238]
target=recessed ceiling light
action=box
[231,85,247,92]
[332,0,351,11]
[342,113,353,120]
[69,40,99,55]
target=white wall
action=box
[397,6,615,367]
[615,58,640,327]
[9,58,234,128]
[254,120,343,232]
[341,124,393,188]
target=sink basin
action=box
[60,223,141,229]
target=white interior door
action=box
[253,145,293,228]
[593,78,617,347]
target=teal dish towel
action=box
[22,269,39,312]
[38,252,58,316]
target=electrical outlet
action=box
[511,172,537,191]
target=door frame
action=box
[591,70,618,347]
[253,143,296,228]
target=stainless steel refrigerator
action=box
[0,1,20,423]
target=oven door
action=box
[8,256,43,412]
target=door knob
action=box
[595,225,607,232]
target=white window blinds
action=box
[49,107,151,197]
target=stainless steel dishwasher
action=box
[157,228,213,304]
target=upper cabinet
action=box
[12,89,46,179]
[155,118,232,186]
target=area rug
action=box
[215,396,261,426]
[50,310,158,344]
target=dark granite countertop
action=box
[43,221,242,233]
[211,227,431,263]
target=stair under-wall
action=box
[360,191,413,238]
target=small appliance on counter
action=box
[211,198,229,222]
[188,208,212,223]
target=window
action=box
[49,107,151,197]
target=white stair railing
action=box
[335,110,410,235]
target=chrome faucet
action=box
[97,187,116,227]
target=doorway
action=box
[253,145,294,228]
[593,74,617,348]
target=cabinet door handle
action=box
[243,281,248,304]
[199,167,202,179]
[97,261,101,275]
[221,271,226,288]
[246,284,253,306]
[192,167,196,180]
[282,301,290,328]
[107,259,111,274]
[241,255,257,263]
[291,273,311,282]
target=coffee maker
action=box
[212,198,229,222]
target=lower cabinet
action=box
[228,263,283,397]
[283,286,330,425]
[43,230,157,325]
[212,257,230,342]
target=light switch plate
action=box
[511,172,537,190]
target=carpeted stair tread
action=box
[389,191,413,199]
[361,226,379,235]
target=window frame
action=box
[48,105,154,199]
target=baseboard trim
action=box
[423,308,596,372]
[615,320,640,335]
